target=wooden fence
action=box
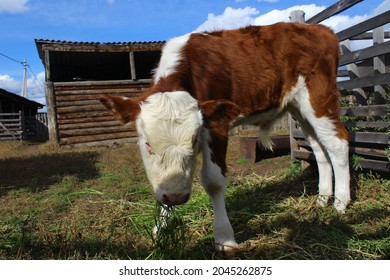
[0,112,48,141]
[0,112,23,140]
[289,0,390,173]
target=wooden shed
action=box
[0,88,46,141]
[35,39,164,146]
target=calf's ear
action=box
[199,100,241,131]
[99,95,141,125]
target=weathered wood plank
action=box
[295,140,388,159]
[55,88,145,96]
[359,158,390,172]
[339,40,390,66]
[60,131,137,145]
[349,132,389,145]
[337,72,390,91]
[292,130,389,145]
[340,105,388,117]
[57,104,107,114]
[69,137,137,148]
[343,121,389,129]
[0,113,22,117]
[58,120,120,130]
[306,0,362,24]
[0,122,22,127]
[57,115,115,125]
[337,10,390,41]
[57,110,112,120]
[56,91,142,98]
[42,43,163,53]
[349,146,388,159]
[350,31,390,40]
[53,79,151,87]
[293,149,389,172]
[239,135,290,163]
[57,99,102,108]
[59,126,133,138]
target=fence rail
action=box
[0,112,48,141]
[0,112,23,140]
[241,0,390,173]
[290,0,390,173]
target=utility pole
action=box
[22,59,28,98]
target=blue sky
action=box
[0,0,389,107]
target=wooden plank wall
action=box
[53,80,149,147]
[0,112,23,140]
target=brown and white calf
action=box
[100,22,350,252]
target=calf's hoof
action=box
[316,195,329,207]
[333,198,349,214]
[215,240,238,257]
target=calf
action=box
[100,22,350,252]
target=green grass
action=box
[0,138,389,260]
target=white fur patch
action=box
[290,76,350,212]
[153,33,191,83]
[200,129,237,251]
[135,91,203,201]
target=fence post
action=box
[289,10,305,161]
[373,26,386,104]
[45,81,59,144]
[20,110,25,140]
[339,40,368,105]
[289,10,305,23]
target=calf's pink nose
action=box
[162,193,190,206]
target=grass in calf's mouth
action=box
[146,202,193,259]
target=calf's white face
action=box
[100,91,240,206]
[136,91,203,205]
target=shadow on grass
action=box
[222,172,390,259]
[0,151,100,196]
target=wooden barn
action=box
[0,88,46,141]
[35,39,164,146]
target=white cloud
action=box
[0,74,21,93]
[373,0,390,15]
[195,4,328,32]
[0,0,29,14]
[26,71,46,101]
[322,14,369,32]
[253,4,326,25]
[195,2,388,34]
[195,7,259,31]
[0,72,46,106]
[106,0,115,5]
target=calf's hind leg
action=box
[292,113,334,207]
[293,107,350,212]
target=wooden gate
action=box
[290,0,390,173]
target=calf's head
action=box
[100,91,240,206]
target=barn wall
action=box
[53,80,149,146]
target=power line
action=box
[0,51,45,98]
[27,65,44,89]
[0,51,23,65]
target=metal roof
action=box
[35,39,165,62]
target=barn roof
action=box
[0,88,44,109]
[35,39,165,82]
[35,39,165,62]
